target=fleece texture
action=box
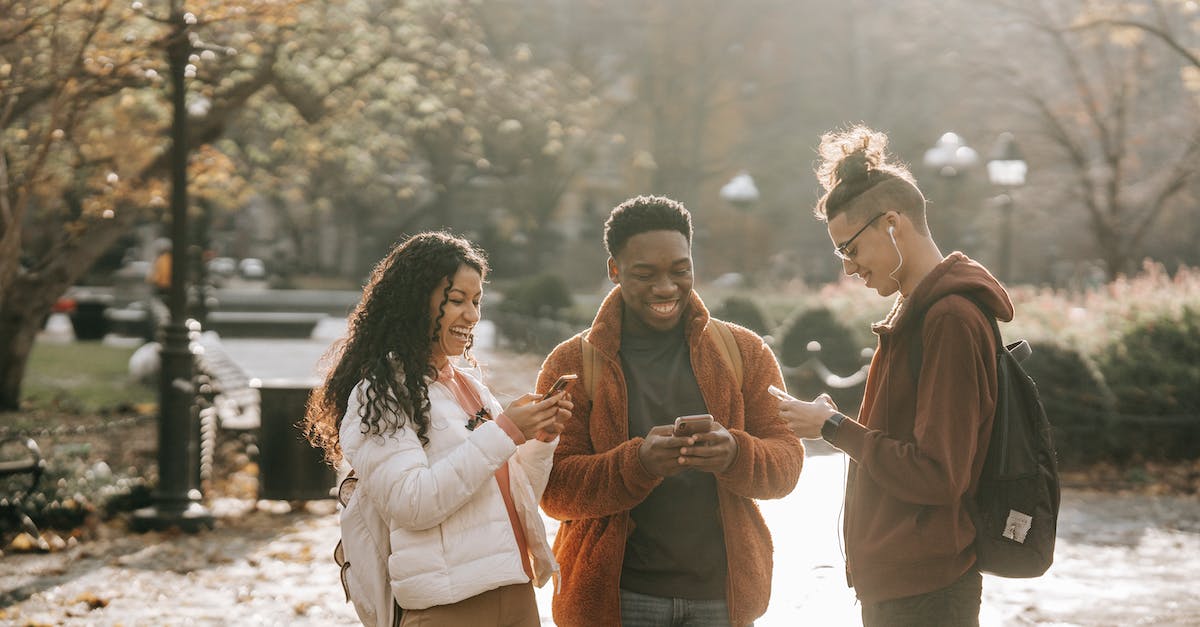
[828,251,1015,602]
[537,287,804,627]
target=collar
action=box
[585,286,712,359]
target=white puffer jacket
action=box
[339,366,558,618]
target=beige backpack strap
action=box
[580,330,599,400]
[707,320,743,389]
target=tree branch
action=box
[1067,17,1200,70]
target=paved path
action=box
[7,328,1200,625]
[6,445,1200,626]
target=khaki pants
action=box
[399,583,539,627]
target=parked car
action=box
[238,258,266,280]
[207,256,237,279]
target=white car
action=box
[238,258,267,279]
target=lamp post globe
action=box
[922,131,979,178]
[720,171,760,210]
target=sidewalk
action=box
[6,449,1199,626]
[4,332,1200,625]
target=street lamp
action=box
[923,132,979,178]
[986,132,1026,282]
[719,171,760,210]
[132,0,213,532]
[718,171,760,277]
[922,132,978,250]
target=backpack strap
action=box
[908,293,1003,384]
[707,320,744,389]
[579,320,744,398]
[580,329,600,400]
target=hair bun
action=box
[816,125,891,192]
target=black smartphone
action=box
[543,373,578,400]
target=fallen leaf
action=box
[73,593,110,610]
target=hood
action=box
[874,251,1014,336]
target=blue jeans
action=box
[619,588,733,627]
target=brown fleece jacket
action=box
[537,287,803,627]
[827,252,1014,602]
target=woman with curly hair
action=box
[305,231,570,627]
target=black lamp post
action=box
[986,132,1027,282]
[133,0,213,532]
[719,171,760,275]
[922,132,979,250]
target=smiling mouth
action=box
[649,301,678,317]
[448,325,473,342]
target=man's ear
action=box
[607,257,619,284]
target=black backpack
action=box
[909,293,1060,578]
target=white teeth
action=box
[449,326,472,339]
[650,302,676,314]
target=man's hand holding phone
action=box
[638,414,738,476]
[674,414,738,473]
[776,390,838,440]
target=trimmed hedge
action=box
[1022,341,1117,467]
[1099,307,1200,460]
[778,306,868,415]
[491,273,578,354]
[497,273,574,320]
[712,295,772,335]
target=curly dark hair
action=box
[814,125,928,232]
[304,231,489,464]
[603,195,693,257]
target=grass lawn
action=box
[22,341,156,413]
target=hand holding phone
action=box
[673,414,714,437]
[543,373,578,400]
[768,384,794,401]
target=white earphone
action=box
[887,222,903,291]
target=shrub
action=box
[497,273,574,320]
[1099,307,1200,460]
[1,445,151,534]
[1021,341,1117,467]
[712,295,772,335]
[777,307,869,416]
[492,273,578,354]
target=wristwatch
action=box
[821,412,846,442]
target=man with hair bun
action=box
[538,195,804,627]
[778,125,1014,626]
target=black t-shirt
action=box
[619,324,728,600]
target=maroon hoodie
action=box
[827,252,1014,602]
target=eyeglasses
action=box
[833,213,885,262]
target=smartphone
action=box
[767,384,794,401]
[543,373,578,400]
[673,414,714,437]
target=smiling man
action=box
[778,126,1015,627]
[536,195,804,627]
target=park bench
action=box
[0,436,46,541]
[205,311,325,339]
[191,334,333,502]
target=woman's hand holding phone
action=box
[505,392,571,441]
[528,374,576,441]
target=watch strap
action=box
[821,412,846,442]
